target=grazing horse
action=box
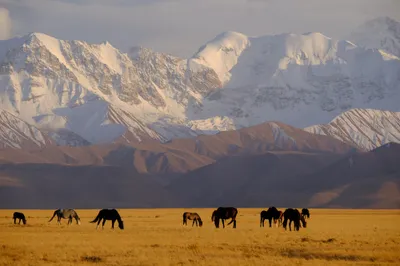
[183,212,203,227]
[282,208,307,231]
[13,212,26,225]
[260,207,282,227]
[48,209,81,225]
[301,208,310,220]
[211,207,238,228]
[90,209,124,230]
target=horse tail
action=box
[48,210,58,222]
[90,212,101,223]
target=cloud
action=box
[0,7,11,40]
[1,0,399,57]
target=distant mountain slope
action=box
[349,16,400,58]
[0,126,397,209]
[0,109,53,149]
[0,121,355,173]
[168,143,400,209]
[0,20,399,146]
[0,164,177,209]
[305,108,400,151]
[299,143,400,208]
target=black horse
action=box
[183,212,203,227]
[211,207,238,228]
[13,212,26,225]
[282,208,307,231]
[301,208,310,219]
[260,207,282,227]
[90,209,124,230]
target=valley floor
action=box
[0,209,399,266]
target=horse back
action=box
[13,212,24,218]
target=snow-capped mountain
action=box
[0,18,399,148]
[0,33,219,144]
[349,16,400,58]
[305,109,400,151]
[188,30,400,131]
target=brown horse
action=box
[260,207,282,227]
[183,212,203,227]
[282,208,307,231]
[211,207,238,228]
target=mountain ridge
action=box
[0,17,399,149]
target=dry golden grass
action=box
[0,209,399,266]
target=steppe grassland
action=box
[0,209,399,266]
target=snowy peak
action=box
[305,108,400,151]
[191,31,249,85]
[349,16,400,58]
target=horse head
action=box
[211,210,217,222]
[118,220,124,230]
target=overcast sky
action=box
[0,0,399,57]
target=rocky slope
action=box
[305,109,400,151]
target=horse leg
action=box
[233,219,236,229]
[96,218,101,229]
[111,219,115,229]
[289,220,292,231]
[192,219,195,227]
[222,219,225,228]
[18,218,21,224]
[268,218,272,228]
[102,219,106,230]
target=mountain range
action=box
[0,17,399,208]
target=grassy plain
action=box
[0,209,399,266]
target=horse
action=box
[90,209,124,230]
[183,212,203,227]
[211,207,238,228]
[260,207,282,227]
[48,209,81,225]
[282,208,307,231]
[13,212,26,225]
[301,208,310,220]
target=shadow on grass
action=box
[81,255,103,263]
[280,247,376,262]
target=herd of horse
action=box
[11,207,310,231]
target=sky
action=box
[0,0,399,57]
